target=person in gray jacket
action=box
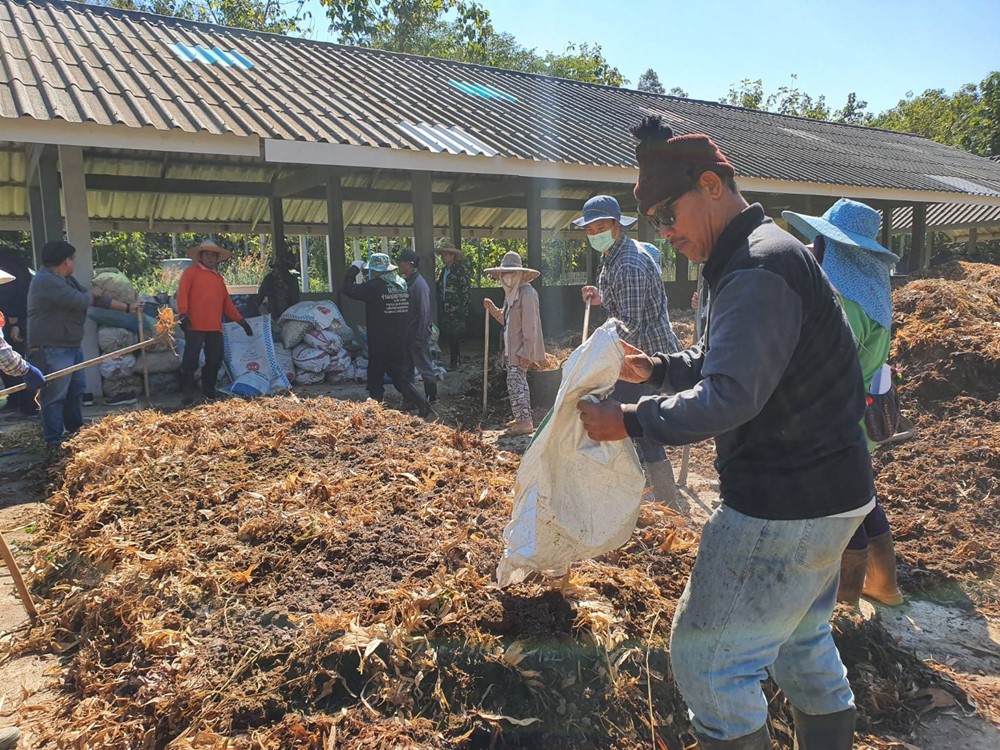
[578,118,871,750]
[27,241,139,448]
[397,249,438,405]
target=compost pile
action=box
[874,262,1000,600]
[18,397,949,749]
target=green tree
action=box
[667,86,688,98]
[637,68,665,95]
[320,0,491,58]
[872,87,970,148]
[722,78,765,110]
[967,71,1000,157]
[834,92,871,125]
[541,43,625,87]
[321,0,625,86]
[722,74,868,123]
[100,0,310,34]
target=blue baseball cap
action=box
[571,195,638,229]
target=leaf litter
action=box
[10,262,999,748]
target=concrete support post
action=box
[411,171,436,314]
[325,177,347,304]
[526,180,543,285]
[28,146,62,267]
[58,145,101,397]
[270,196,285,259]
[967,226,978,256]
[880,205,892,252]
[298,235,309,293]
[449,204,462,250]
[324,236,333,292]
[911,204,928,270]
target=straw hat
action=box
[186,240,232,262]
[484,252,540,282]
[435,241,464,260]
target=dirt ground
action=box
[1,280,998,748]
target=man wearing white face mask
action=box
[574,195,683,507]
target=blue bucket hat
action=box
[362,252,397,273]
[571,195,638,229]
[782,199,899,262]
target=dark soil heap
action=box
[18,397,953,749]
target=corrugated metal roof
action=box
[2,0,1000,198]
[890,203,1000,231]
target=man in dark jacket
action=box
[397,249,437,404]
[343,253,431,418]
[577,118,872,750]
[27,241,139,447]
[255,253,300,322]
[0,244,36,415]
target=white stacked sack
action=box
[277,301,362,387]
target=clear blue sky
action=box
[300,0,1000,114]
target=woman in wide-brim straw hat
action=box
[483,252,545,436]
[185,239,232,263]
[783,198,904,609]
[436,240,470,370]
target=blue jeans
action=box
[33,347,85,447]
[670,504,861,740]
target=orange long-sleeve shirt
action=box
[176,264,243,332]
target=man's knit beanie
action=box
[631,115,736,214]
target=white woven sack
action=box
[222,316,291,394]
[280,320,313,350]
[100,354,136,379]
[303,328,344,355]
[323,350,352,374]
[279,300,347,331]
[97,327,137,354]
[92,271,136,303]
[273,344,296,384]
[294,368,326,385]
[292,344,331,373]
[496,321,646,587]
[142,350,183,374]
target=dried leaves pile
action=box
[21,398,695,748]
[875,262,1000,600]
[16,266,994,749]
[18,395,949,749]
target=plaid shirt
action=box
[598,233,681,356]
[0,313,27,377]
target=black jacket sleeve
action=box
[621,268,803,445]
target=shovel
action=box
[0,530,39,622]
[677,269,705,487]
[0,335,168,400]
[482,307,490,412]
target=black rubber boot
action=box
[792,706,857,750]
[424,378,438,403]
[695,725,770,749]
[180,371,196,406]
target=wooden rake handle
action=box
[0,530,39,622]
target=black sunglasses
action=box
[646,194,684,231]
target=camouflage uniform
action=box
[437,260,470,368]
